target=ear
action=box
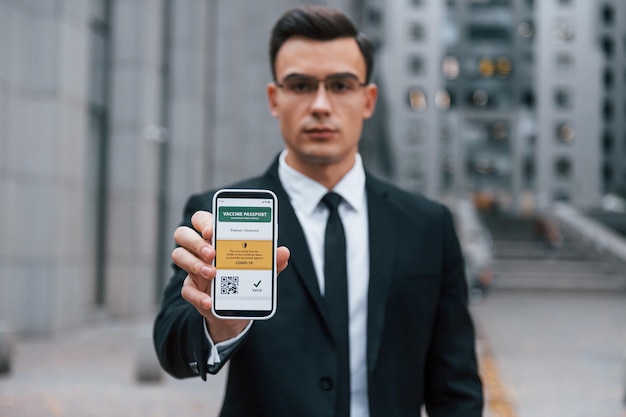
[362,84,378,120]
[267,83,280,118]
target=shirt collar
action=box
[278,149,366,216]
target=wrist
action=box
[205,317,250,344]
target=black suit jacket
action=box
[154,159,483,417]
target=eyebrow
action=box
[281,72,362,81]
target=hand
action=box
[172,210,290,343]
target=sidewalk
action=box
[472,290,626,417]
[0,318,227,417]
[1,290,625,417]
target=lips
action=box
[303,125,337,139]
[304,128,336,140]
[304,126,335,133]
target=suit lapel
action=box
[365,175,398,370]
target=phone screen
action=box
[212,189,277,319]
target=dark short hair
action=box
[269,5,375,83]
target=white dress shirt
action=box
[278,150,370,417]
[206,150,371,417]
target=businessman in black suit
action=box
[154,5,483,417]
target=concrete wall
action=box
[535,1,601,210]
[0,0,367,335]
[105,0,164,317]
[379,0,444,197]
[0,1,93,334]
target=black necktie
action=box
[321,192,350,417]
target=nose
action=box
[310,81,332,115]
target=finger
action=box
[173,225,214,262]
[191,211,214,240]
[181,275,213,313]
[171,246,215,286]
[276,246,290,274]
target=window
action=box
[442,56,460,79]
[603,163,614,184]
[554,157,572,178]
[406,120,424,144]
[603,68,614,89]
[523,156,535,185]
[518,21,534,39]
[553,190,570,202]
[470,89,489,107]
[469,0,512,9]
[491,122,509,140]
[366,8,382,26]
[409,55,425,75]
[603,131,614,153]
[554,20,574,44]
[478,57,495,78]
[601,36,615,59]
[475,56,512,80]
[556,53,574,73]
[408,22,425,41]
[468,25,511,42]
[554,88,572,109]
[495,57,512,78]
[601,4,615,25]
[407,87,427,112]
[406,156,424,180]
[556,122,575,142]
[603,99,614,122]
[435,90,452,110]
[521,89,535,107]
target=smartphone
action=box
[211,189,278,319]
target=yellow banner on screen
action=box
[215,240,273,270]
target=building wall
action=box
[105,0,165,317]
[0,1,93,333]
[0,0,366,335]
[378,0,444,198]
[535,0,601,210]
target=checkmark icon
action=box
[253,280,261,287]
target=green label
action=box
[218,206,271,222]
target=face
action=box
[267,37,378,177]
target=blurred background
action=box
[1,0,625,416]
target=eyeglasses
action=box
[276,73,368,97]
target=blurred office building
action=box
[1,0,624,335]
[360,0,625,212]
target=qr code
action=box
[220,276,239,294]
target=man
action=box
[154,5,483,417]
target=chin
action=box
[288,143,354,167]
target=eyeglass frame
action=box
[274,72,369,97]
